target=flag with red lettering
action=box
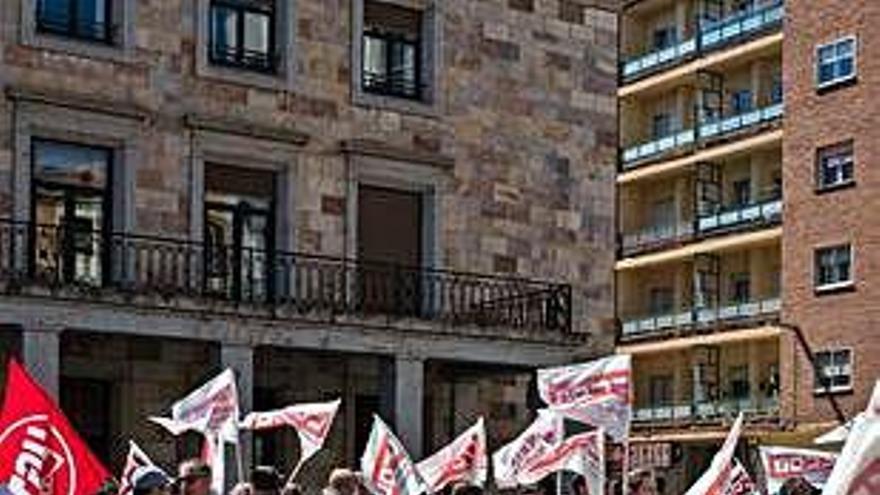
[118,441,160,495]
[723,459,755,495]
[149,369,239,494]
[0,359,110,495]
[822,380,880,495]
[759,446,836,494]
[683,413,744,495]
[537,355,632,441]
[518,430,605,494]
[492,410,565,489]
[416,418,487,492]
[361,415,425,495]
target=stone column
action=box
[221,343,254,477]
[23,326,61,399]
[394,356,424,458]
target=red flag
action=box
[0,359,110,495]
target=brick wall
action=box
[782,0,880,425]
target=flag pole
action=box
[556,470,563,495]
[284,458,304,487]
[621,439,630,495]
[235,441,245,485]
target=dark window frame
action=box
[814,348,853,394]
[816,140,855,192]
[36,0,114,44]
[814,244,854,293]
[362,28,423,100]
[29,138,114,286]
[208,0,277,74]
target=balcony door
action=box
[204,164,275,302]
[31,139,112,286]
[357,185,423,316]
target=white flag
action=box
[416,418,487,492]
[760,446,836,494]
[150,369,240,494]
[822,380,880,495]
[537,355,631,441]
[119,441,161,495]
[520,430,605,494]
[492,410,565,489]
[361,415,425,495]
[240,399,340,466]
[683,413,744,495]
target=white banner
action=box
[417,418,487,493]
[241,399,340,465]
[760,446,836,494]
[684,413,744,495]
[822,380,880,495]
[521,430,605,495]
[150,369,240,494]
[118,441,160,495]
[361,415,425,495]
[492,410,565,489]
[537,355,631,441]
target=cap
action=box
[133,466,171,493]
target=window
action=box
[814,349,853,393]
[362,2,422,100]
[652,113,674,139]
[730,274,750,305]
[204,164,275,301]
[730,89,753,115]
[817,36,857,89]
[732,179,751,207]
[817,141,855,190]
[36,0,112,43]
[815,244,853,291]
[652,27,678,50]
[32,139,112,285]
[209,0,275,72]
[648,287,674,316]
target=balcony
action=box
[697,196,782,234]
[621,222,694,257]
[634,397,779,424]
[699,102,784,142]
[621,0,784,84]
[699,0,784,52]
[622,128,696,168]
[621,296,781,339]
[0,220,572,335]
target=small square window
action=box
[652,26,677,51]
[209,0,276,73]
[362,1,423,100]
[817,36,857,89]
[816,141,854,191]
[815,244,853,291]
[730,89,753,115]
[814,349,853,393]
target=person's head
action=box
[780,478,820,495]
[230,483,254,495]
[251,466,282,495]
[177,459,212,495]
[327,469,359,495]
[450,483,482,495]
[133,467,172,495]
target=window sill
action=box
[197,61,294,91]
[816,180,856,195]
[353,87,441,118]
[23,32,134,64]
[813,386,853,397]
[817,75,858,94]
[815,281,855,295]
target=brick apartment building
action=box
[0,0,619,484]
[616,0,878,491]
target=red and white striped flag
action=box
[723,459,755,495]
[118,441,159,495]
[416,418,487,492]
[492,410,565,489]
[361,415,425,495]
[684,413,744,495]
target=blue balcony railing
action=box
[699,102,783,140]
[622,38,698,81]
[697,197,782,233]
[621,296,781,339]
[700,0,785,50]
[622,129,695,167]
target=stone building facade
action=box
[0,0,618,483]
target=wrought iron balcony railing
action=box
[620,296,781,339]
[633,397,779,423]
[0,220,572,334]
